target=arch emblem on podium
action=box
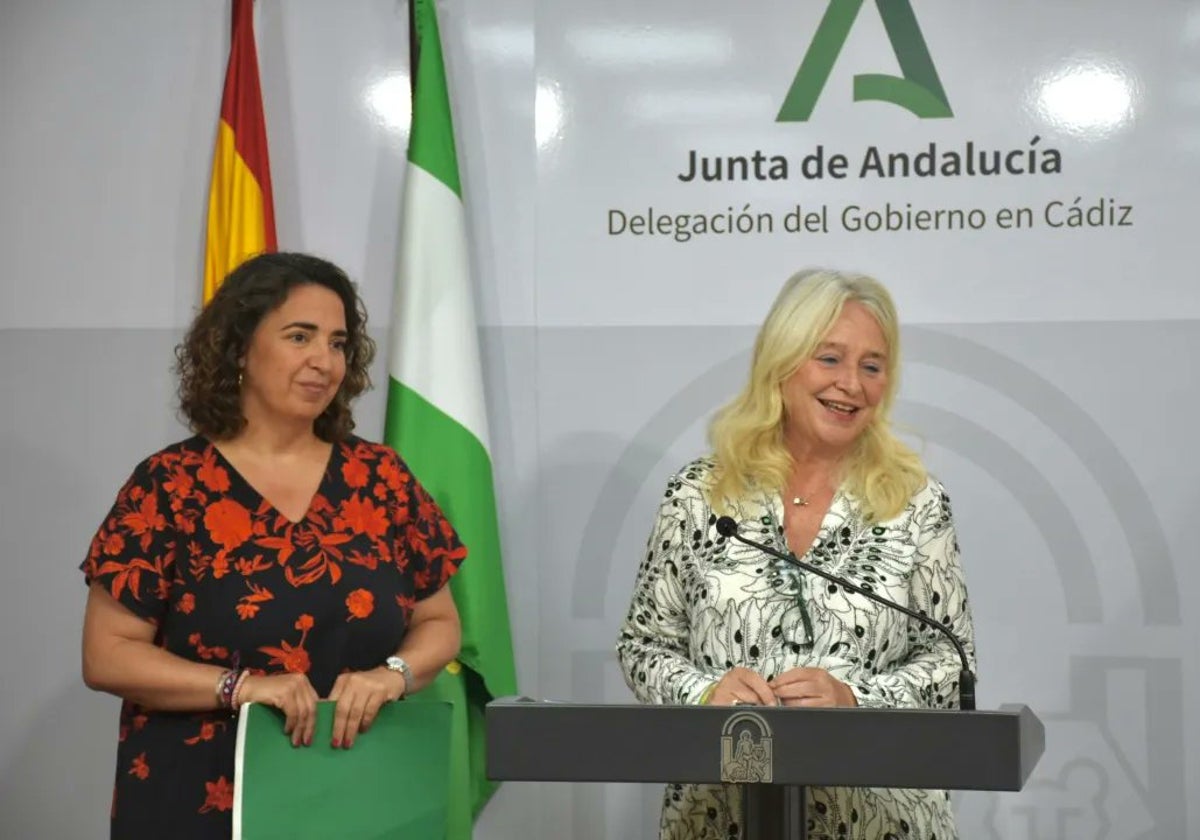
[721,711,774,784]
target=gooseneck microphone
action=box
[714,516,976,711]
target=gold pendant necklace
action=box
[791,496,809,506]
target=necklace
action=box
[791,496,809,506]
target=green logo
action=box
[777,0,952,121]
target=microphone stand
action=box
[715,517,976,711]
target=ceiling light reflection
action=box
[536,81,564,150]
[566,27,733,66]
[365,72,411,135]
[1034,61,1135,137]
[467,24,532,61]
[630,90,776,124]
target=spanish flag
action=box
[203,0,276,304]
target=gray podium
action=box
[486,697,1044,839]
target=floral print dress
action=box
[81,436,465,839]
[616,457,975,840]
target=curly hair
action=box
[708,268,926,521]
[175,252,377,442]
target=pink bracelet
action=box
[230,670,251,712]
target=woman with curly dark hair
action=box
[79,252,465,838]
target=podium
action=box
[486,698,1044,839]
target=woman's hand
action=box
[238,673,320,746]
[771,667,857,708]
[327,668,406,749]
[707,667,777,706]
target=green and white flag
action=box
[385,1,518,837]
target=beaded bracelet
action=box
[216,669,239,710]
[230,669,251,713]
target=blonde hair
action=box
[708,268,926,520]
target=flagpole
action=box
[408,0,419,94]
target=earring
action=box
[237,370,244,387]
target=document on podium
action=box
[234,699,452,840]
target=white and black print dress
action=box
[616,456,976,840]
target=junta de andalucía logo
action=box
[778,0,952,121]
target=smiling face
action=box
[240,283,348,432]
[780,300,889,459]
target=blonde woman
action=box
[616,269,975,839]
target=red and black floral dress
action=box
[81,435,465,839]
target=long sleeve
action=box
[616,475,716,706]
[851,481,976,710]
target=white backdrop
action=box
[1,1,1196,837]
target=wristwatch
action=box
[384,655,412,697]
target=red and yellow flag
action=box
[203,0,276,303]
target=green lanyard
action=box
[759,511,816,646]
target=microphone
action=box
[714,515,976,711]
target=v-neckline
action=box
[207,438,339,525]
[770,489,841,560]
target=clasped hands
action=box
[706,666,856,708]
[236,667,407,749]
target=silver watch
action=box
[384,655,412,696]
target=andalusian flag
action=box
[385,1,518,837]
[203,0,276,303]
